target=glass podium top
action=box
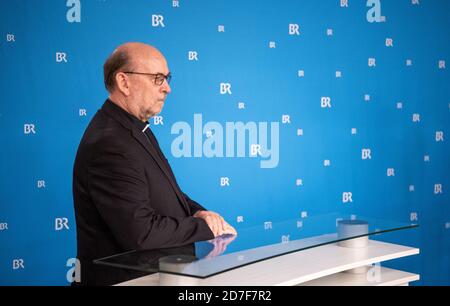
[94,213,418,279]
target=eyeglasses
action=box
[122,71,172,86]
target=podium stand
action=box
[94,214,419,286]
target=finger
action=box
[220,217,227,233]
[206,217,218,237]
[225,225,237,235]
[216,219,224,236]
[222,220,233,232]
[211,216,223,236]
[211,221,219,237]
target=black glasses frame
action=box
[122,71,171,86]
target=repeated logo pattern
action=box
[0,0,448,285]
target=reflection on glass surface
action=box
[94,213,418,278]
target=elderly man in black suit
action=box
[72,42,236,285]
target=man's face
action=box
[129,56,171,121]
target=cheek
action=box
[147,88,159,102]
[130,83,142,98]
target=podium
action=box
[95,214,419,286]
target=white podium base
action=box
[116,239,420,286]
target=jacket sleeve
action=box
[87,141,214,251]
[183,192,208,216]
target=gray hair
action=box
[103,49,133,92]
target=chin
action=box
[150,110,162,117]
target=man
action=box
[72,42,236,285]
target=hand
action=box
[193,210,237,237]
[205,234,237,258]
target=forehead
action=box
[136,55,169,74]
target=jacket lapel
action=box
[101,101,191,215]
[131,129,191,214]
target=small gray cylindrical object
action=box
[337,220,370,274]
[337,220,369,248]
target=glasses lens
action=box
[155,74,171,86]
[154,75,161,86]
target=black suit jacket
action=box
[72,99,214,285]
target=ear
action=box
[115,72,131,96]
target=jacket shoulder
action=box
[75,110,141,169]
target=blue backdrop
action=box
[0,0,448,285]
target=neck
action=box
[109,94,147,122]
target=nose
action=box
[162,79,171,94]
